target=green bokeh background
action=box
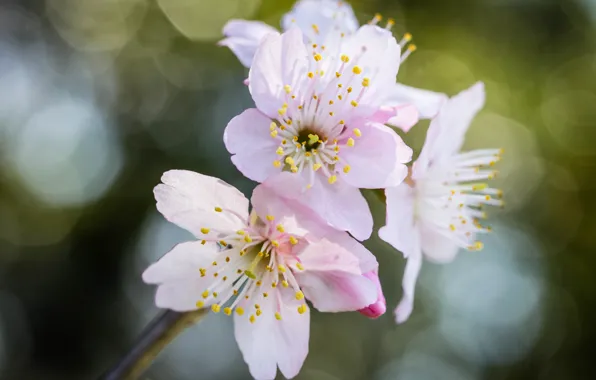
[1,0,595,379]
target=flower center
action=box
[296,128,323,152]
[195,212,308,322]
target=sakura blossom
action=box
[143,170,380,380]
[378,82,504,323]
[220,0,448,121]
[224,26,413,240]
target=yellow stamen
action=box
[343,165,351,174]
[347,137,355,147]
[196,300,204,308]
[328,175,337,184]
[289,236,298,245]
[236,307,244,316]
[266,215,275,221]
[276,224,285,232]
[275,312,282,320]
[223,307,232,316]
[211,304,221,313]
[352,66,362,74]
[273,160,281,168]
[295,291,305,300]
[214,207,222,212]
[353,128,362,137]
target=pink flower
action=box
[219,0,447,122]
[357,269,386,319]
[378,82,504,323]
[143,170,379,380]
[224,27,413,240]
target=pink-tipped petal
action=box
[219,20,279,67]
[295,239,377,312]
[358,269,386,319]
[341,123,412,189]
[224,108,281,182]
[154,170,248,236]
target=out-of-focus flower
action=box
[220,0,447,120]
[357,269,386,318]
[378,82,504,323]
[224,27,413,240]
[143,170,379,380]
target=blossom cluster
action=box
[143,1,503,379]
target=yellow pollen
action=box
[282,280,289,287]
[328,175,337,184]
[329,100,334,105]
[270,122,276,131]
[255,304,260,309]
[212,261,217,266]
[284,85,291,93]
[374,13,382,21]
[313,95,318,100]
[347,86,353,93]
[223,276,228,281]
[214,207,222,212]
[212,291,218,297]
[201,240,206,245]
[285,157,294,165]
[256,280,262,287]
[298,105,303,110]
[362,77,370,87]
[249,315,256,324]
[312,24,319,34]
[339,120,345,125]
[196,300,204,308]
[200,227,210,234]
[271,130,278,138]
[263,292,268,298]
[312,43,317,48]
[295,291,305,300]
[314,54,322,61]
[485,195,491,201]
[297,304,307,314]
[352,66,362,74]
[275,312,282,320]
[235,307,244,316]
[225,256,230,262]
[244,235,252,243]
[347,137,355,146]
[308,72,314,78]
[403,32,413,42]
[335,72,341,78]
[313,163,322,171]
[343,165,351,174]
[387,18,395,26]
[341,54,349,63]
[256,309,262,316]
[202,290,209,299]
[266,215,275,221]
[278,264,286,273]
[278,108,286,116]
[273,160,281,168]
[291,165,298,173]
[213,273,218,277]
[276,224,285,232]
[449,224,456,231]
[199,268,206,277]
[271,240,280,247]
[211,304,221,313]
[329,112,334,116]
[223,307,232,316]
[473,241,484,250]
[408,44,417,52]
[276,147,284,155]
[272,282,277,288]
[353,128,362,137]
[289,236,298,245]
[308,134,320,145]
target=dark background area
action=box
[1,0,595,379]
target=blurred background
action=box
[1,0,595,379]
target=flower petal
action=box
[416,82,486,173]
[357,269,386,319]
[224,108,281,182]
[295,239,377,312]
[394,230,423,324]
[219,20,279,67]
[252,176,378,272]
[234,287,309,380]
[386,104,420,132]
[378,184,417,257]
[341,123,412,189]
[281,0,359,45]
[142,240,218,284]
[249,28,309,118]
[154,170,248,236]
[419,224,460,264]
[383,83,448,119]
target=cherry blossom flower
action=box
[378,82,504,323]
[224,27,413,240]
[220,0,447,122]
[143,170,380,380]
[357,269,386,318]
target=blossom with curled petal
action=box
[378,82,504,323]
[224,26,413,240]
[220,0,447,124]
[143,170,379,380]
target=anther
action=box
[214,207,222,212]
[289,236,298,245]
[276,147,284,155]
[266,215,275,221]
[296,263,304,270]
[200,227,210,234]
[275,312,282,320]
[273,160,281,168]
[314,54,322,61]
[341,55,349,63]
[196,300,205,308]
[295,291,305,300]
[236,307,244,316]
[271,130,278,138]
[211,304,221,313]
[249,315,256,324]
[352,66,362,74]
[362,77,370,87]
[347,137,355,146]
[343,165,351,174]
[276,224,285,232]
[353,128,362,137]
[328,175,338,184]
[223,307,232,316]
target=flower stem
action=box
[98,309,209,380]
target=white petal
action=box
[142,240,218,284]
[220,20,279,66]
[419,224,460,264]
[416,82,486,172]
[383,83,448,119]
[234,287,309,380]
[281,0,359,45]
[154,170,248,237]
[378,184,417,257]
[394,230,423,324]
